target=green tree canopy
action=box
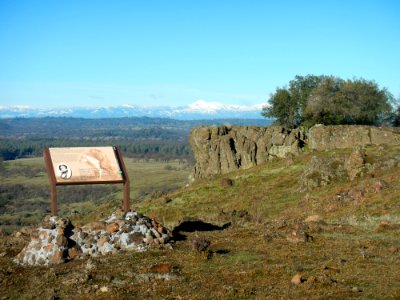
[262,75,393,128]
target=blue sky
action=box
[0,0,399,108]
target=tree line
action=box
[262,75,399,128]
[0,138,192,161]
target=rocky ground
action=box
[1,144,400,299]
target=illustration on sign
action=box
[56,163,72,180]
[48,147,124,183]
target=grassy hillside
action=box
[1,145,400,299]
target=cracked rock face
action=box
[190,126,306,179]
[190,124,400,180]
[308,125,400,151]
[14,211,171,266]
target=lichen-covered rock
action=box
[344,146,366,181]
[190,124,400,180]
[14,211,172,266]
[14,216,71,266]
[308,125,400,151]
[300,156,347,191]
[301,145,375,190]
[190,126,306,179]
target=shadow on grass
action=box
[172,220,231,241]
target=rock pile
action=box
[14,211,171,266]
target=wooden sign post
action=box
[43,146,130,216]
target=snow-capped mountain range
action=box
[0,100,267,119]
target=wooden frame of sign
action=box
[43,146,130,216]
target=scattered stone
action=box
[324,266,340,273]
[305,276,318,285]
[161,196,172,204]
[304,215,322,223]
[286,224,313,243]
[291,273,304,285]
[149,263,173,273]
[263,228,279,242]
[286,231,309,243]
[85,259,96,271]
[319,274,337,285]
[221,178,233,187]
[371,179,389,192]
[192,236,211,252]
[99,286,109,293]
[347,187,365,202]
[352,286,362,293]
[15,211,172,266]
[285,156,295,166]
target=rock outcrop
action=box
[15,211,171,266]
[190,126,306,179]
[308,125,400,151]
[299,146,367,191]
[299,155,347,191]
[190,124,400,179]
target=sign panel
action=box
[44,146,130,216]
[48,147,124,184]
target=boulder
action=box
[291,274,304,285]
[300,156,347,191]
[305,215,322,223]
[344,146,366,181]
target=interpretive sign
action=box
[44,146,130,216]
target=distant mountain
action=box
[0,100,267,119]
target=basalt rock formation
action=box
[308,125,400,151]
[190,124,400,179]
[190,126,306,179]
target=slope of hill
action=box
[1,143,399,299]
